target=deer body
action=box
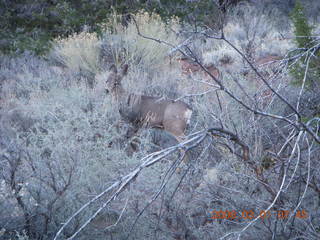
[106,64,192,142]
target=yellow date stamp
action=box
[209,209,308,221]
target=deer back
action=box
[120,94,171,128]
[106,64,192,132]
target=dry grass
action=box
[203,4,294,74]
[101,11,181,71]
[50,31,100,73]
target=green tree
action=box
[0,0,138,55]
[290,0,320,87]
[290,0,313,48]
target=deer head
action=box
[105,64,129,101]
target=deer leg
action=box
[174,135,189,169]
[172,133,190,171]
[163,119,190,172]
[125,124,141,155]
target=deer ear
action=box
[109,64,117,74]
[121,64,129,76]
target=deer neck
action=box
[112,87,131,108]
[114,88,142,123]
[112,85,126,103]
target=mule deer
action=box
[105,64,192,147]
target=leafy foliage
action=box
[289,0,320,88]
[144,0,222,29]
[0,0,132,55]
[0,0,243,55]
[290,0,313,48]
